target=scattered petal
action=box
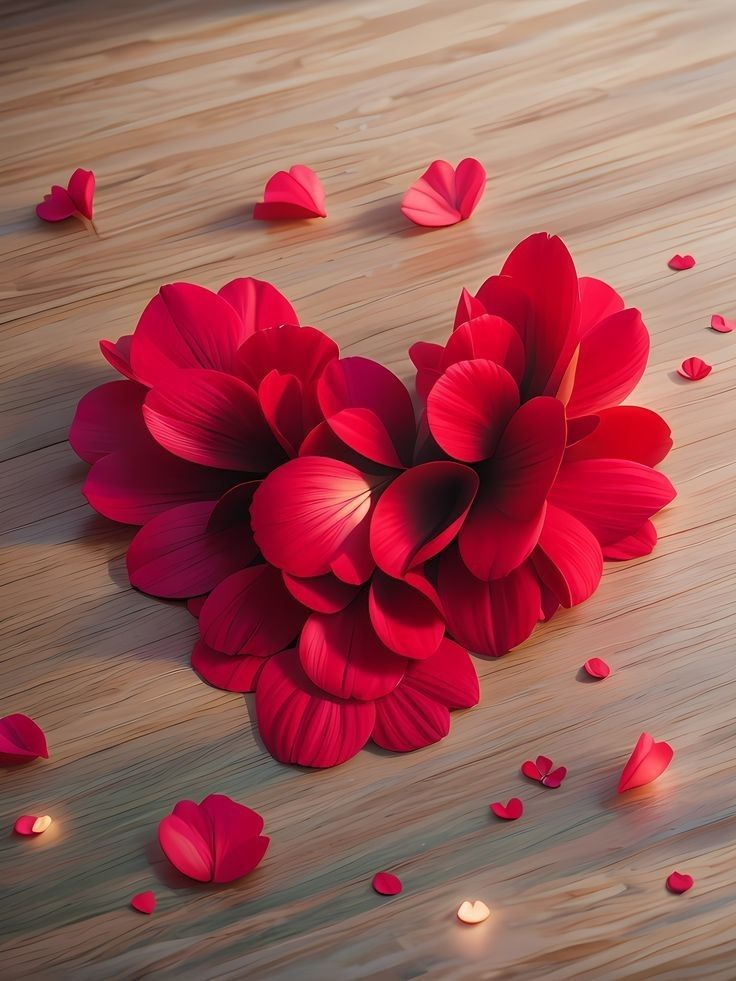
[401,158,486,227]
[489,798,523,820]
[710,314,735,333]
[372,871,403,896]
[130,891,156,914]
[583,657,611,679]
[521,755,567,788]
[457,900,491,924]
[253,165,326,220]
[0,714,49,765]
[668,254,695,270]
[666,871,693,894]
[677,357,712,381]
[36,168,95,222]
[14,814,52,836]
[617,732,674,792]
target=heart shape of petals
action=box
[617,732,674,793]
[521,755,567,788]
[457,900,491,924]
[0,714,49,765]
[668,254,695,270]
[583,657,611,679]
[372,871,403,896]
[253,165,326,220]
[490,798,523,820]
[158,794,269,883]
[666,871,693,894]
[710,314,735,333]
[401,158,486,227]
[130,891,156,914]
[36,168,95,222]
[677,356,712,381]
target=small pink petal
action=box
[677,357,712,381]
[666,871,693,894]
[489,798,523,820]
[710,314,735,333]
[372,871,403,895]
[617,732,674,792]
[668,254,695,270]
[583,657,611,679]
[130,890,157,914]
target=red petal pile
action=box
[36,169,95,223]
[70,233,676,768]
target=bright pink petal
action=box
[490,798,523,820]
[566,308,650,417]
[667,871,693,894]
[144,369,284,471]
[258,370,305,456]
[282,571,359,613]
[67,168,95,219]
[253,165,326,220]
[533,504,603,607]
[69,381,148,464]
[36,185,75,221]
[602,520,657,560]
[454,286,487,329]
[0,714,49,765]
[427,359,519,463]
[318,357,416,468]
[299,592,406,699]
[100,335,136,381]
[441,315,526,384]
[578,276,624,335]
[252,456,378,577]
[400,158,485,227]
[127,501,254,598]
[583,657,611,679]
[372,872,403,895]
[235,323,338,391]
[668,254,695,270]
[130,891,156,914]
[131,283,246,386]
[368,571,444,660]
[256,650,375,768]
[564,406,673,468]
[191,641,264,692]
[710,314,735,333]
[370,461,478,577]
[617,732,674,792]
[678,356,711,381]
[218,277,299,335]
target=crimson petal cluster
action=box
[70,232,675,769]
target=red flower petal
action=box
[330,516,377,585]
[318,357,416,468]
[0,714,49,765]
[67,168,95,219]
[144,369,285,472]
[404,637,480,709]
[282,571,359,613]
[372,871,403,895]
[566,308,650,417]
[257,371,305,457]
[427,359,519,463]
[370,461,479,577]
[668,254,695,270]
[207,480,260,532]
[617,732,674,792]
[710,314,735,333]
[490,798,523,820]
[666,871,693,894]
[131,283,246,386]
[14,815,46,835]
[299,591,406,699]
[218,277,299,335]
[400,158,486,227]
[36,185,76,222]
[583,657,611,679]
[371,681,450,752]
[69,381,148,464]
[368,571,444,660]
[459,500,545,582]
[130,891,156,915]
[521,755,566,787]
[127,501,254,598]
[99,335,136,381]
[564,406,673,468]
[235,324,338,390]
[438,545,541,656]
[158,794,269,883]
[533,504,603,607]
[252,456,378,577]
[191,640,264,692]
[256,650,375,767]
[253,165,326,220]
[199,565,306,657]
[578,276,624,335]
[543,766,567,789]
[602,520,657,561]
[187,595,207,617]
[441,315,526,385]
[409,341,444,402]
[677,356,712,381]
[454,287,488,329]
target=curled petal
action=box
[0,714,49,765]
[440,315,526,384]
[678,357,711,381]
[100,335,136,381]
[191,641,264,692]
[258,371,305,457]
[368,570,444,659]
[69,381,148,464]
[564,406,672,468]
[253,165,326,220]
[400,158,486,227]
[67,168,95,219]
[578,276,624,335]
[459,500,545,581]
[533,504,603,607]
[409,341,444,403]
[235,324,338,390]
[617,732,674,792]
[218,277,299,335]
[207,480,259,532]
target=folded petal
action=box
[372,685,450,752]
[258,370,305,457]
[256,650,375,767]
[459,498,545,580]
[454,286,487,329]
[282,571,360,613]
[36,185,76,221]
[427,359,519,462]
[131,283,246,386]
[578,276,624,335]
[601,520,657,560]
[473,275,529,344]
[455,157,487,219]
[67,168,95,219]
[218,277,299,336]
[199,565,306,656]
[0,713,49,764]
[368,570,444,659]
[564,406,672,467]
[253,165,326,220]
[617,732,674,793]
[201,794,270,883]
[400,158,486,227]
[566,308,650,417]
[69,380,148,463]
[144,369,285,471]
[99,335,136,381]
[127,501,254,598]
[370,461,479,577]
[191,640,264,692]
[235,324,338,390]
[533,504,603,607]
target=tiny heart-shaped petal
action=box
[678,356,712,381]
[666,871,693,894]
[130,890,157,914]
[668,254,695,270]
[617,731,674,792]
[489,797,523,820]
[521,755,566,787]
[457,899,491,924]
[401,158,486,227]
[372,871,403,895]
[253,165,326,220]
[583,657,611,679]
[14,814,52,835]
[710,314,735,333]
[36,169,95,223]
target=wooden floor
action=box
[2,0,735,977]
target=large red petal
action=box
[191,640,265,692]
[69,381,148,464]
[127,501,254,598]
[404,637,480,708]
[0,714,49,764]
[200,794,270,884]
[370,461,479,577]
[533,504,603,607]
[299,591,406,699]
[199,565,306,656]
[368,570,444,660]
[256,651,375,768]
[564,406,672,467]
[459,496,545,581]
[218,277,299,336]
[372,685,450,751]
[454,286,487,329]
[235,324,338,389]
[428,359,519,463]
[566,308,650,417]
[440,315,526,384]
[578,276,624,335]
[144,369,285,471]
[131,283,245,386]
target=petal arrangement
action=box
[69,232,677,769]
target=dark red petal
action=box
[36,185,76,221]
[370,461,479,577]
[668,254,695,270]
[533,504,603,607]
[403,637,479,709]
[69,381,148,464]
[130,891,156,915]
[678,356,712,381]
[578,276,624,335]
[372,871,403,895]
[200,794,270,884]
[490,798,523,820]
[144,369,285,472]
[617,732,674,792]
[282,571,359,613]
[187,595,207,618]
[67,168,95,219]
[235,324,338,389]
[256,650,375,768]
[253,165,326,220]
[441,315,526,384]
[583,657,611,679]
[299,592,406,700]
[0,714,49,764]
[100,335,136,381]
[602,520,657,560]
[564,406,673,468]
[258,370,305,457]
[131,283,245,386]
[427,359,519,463]
[199,565,306,656]
[191,641,264,692]
[207,481,260,532]
[459,497,545,581]
[218,277,299,335]
[666,871,693,894]
[372,683,450,752]
[368,571,444,660]
[127,501,254,598]
[409,341,444,402]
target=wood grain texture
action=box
[1,0,735,977]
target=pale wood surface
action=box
[2,1,735,977]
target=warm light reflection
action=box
[457,900,491,924]
[32,815,52,834]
